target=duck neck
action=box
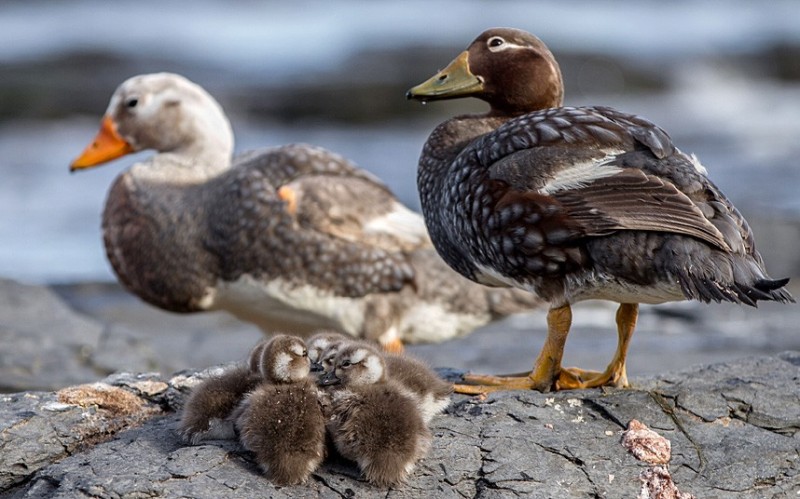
[130,135,233,185]
[416,113,510,278]
[130,108,234,184]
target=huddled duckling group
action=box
[180,332,451,487]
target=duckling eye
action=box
[487,37,506,50]
[125,97,139,108]
[302,349,308,357]
[341,360,352,368]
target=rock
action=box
[0,279,265,392]
[0,279,104,392]
[622,419,671,465]
[1,354,798,498]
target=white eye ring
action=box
[487,36,506,52]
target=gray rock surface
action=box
[0,279,105,392]
[1,354,799,498]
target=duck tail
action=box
[677,272,794,307]
[750,277,794,304]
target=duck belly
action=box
[564,272,685,305]
[205,274,367,337]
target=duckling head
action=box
[320,344,386,387]
[306,331,349,373]
[259,334,310,384]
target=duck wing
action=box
[205,145,418,298]
[471,106,730,251]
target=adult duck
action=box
[407,28,793,392]
[71,73,538,352]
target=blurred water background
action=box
[1,0,799,284]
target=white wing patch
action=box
[688,153,708,175]
[363,203,430,246]
[539,154,623,195]
[473,263,521,288]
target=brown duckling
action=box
[234,335,326,486]
[382,353,452,424]
[407,27,794,393]
[321,343,431,487]
[178,363,262,445]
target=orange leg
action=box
[556,303,637,389]
[453,305,573,393]
[381,338,405,355]
[454,303,639,394]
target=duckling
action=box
[310,332,451,423]
[69,72,540,354]
[407,27,794,393]
[382,353,452,424]
[234,334,326,486]
[178,361,262,444]
[321,343,431,487]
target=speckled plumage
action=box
[417,105,786,306]
[408,28,793,391]
[74,73,540,348]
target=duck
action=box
[179,361,262,444]
[406,28,794,393]
[308,331,451,423]
[69,72,540,352]
[320,342,431,487]
[234,334,326,486]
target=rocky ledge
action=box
[1,353,798,498]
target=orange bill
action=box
[70,115,134,171]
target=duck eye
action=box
[488,37,505,48]
[302,349,308,357]
[125,97,139,109]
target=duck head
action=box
[70,72,233,172]
[407,27,563,116]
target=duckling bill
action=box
[408,28,794,394]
